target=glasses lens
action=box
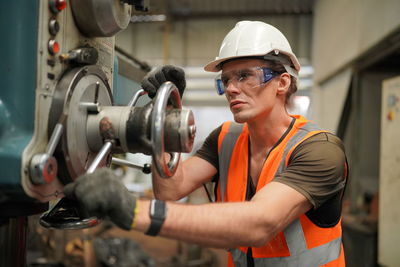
[238,69,261,87]
[214,67,277,95]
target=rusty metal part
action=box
[99,117,117,141]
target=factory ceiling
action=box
[134,0,315,20]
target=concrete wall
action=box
[310,68,351,132]
[313,0,400,83]
[311,0,400,129]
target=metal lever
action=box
[87,141,113,174]
[47,123,64,156]
[111,157,151,174]
[127,88,147,107]
[39,141,113,229]
[29,122,64,185]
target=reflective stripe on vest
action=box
[218,119,342,267]
[230,234,341,266]
[218,122,244,202]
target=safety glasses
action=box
[215,67,279,95]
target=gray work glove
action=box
[141,65,186,98]
[63,168,136,230]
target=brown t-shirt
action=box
[195,120,348,227]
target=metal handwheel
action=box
[39,80,190,228]
[151,82,182,178]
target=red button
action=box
[48,40,60,55]
[49,0,67,13]
[56,0,67,11]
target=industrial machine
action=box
[0,0,195,266]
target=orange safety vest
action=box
[217,115,346,267]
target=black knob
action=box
[60,47,98,65]
[49,19,60,35]
[122,0,149,11]
[142,163,151,174]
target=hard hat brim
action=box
[204,51,300,73]
[204,55,247,72]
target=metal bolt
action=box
[189,125,196,139]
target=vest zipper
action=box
[247,247,255,267]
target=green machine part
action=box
[113,56,150,106]
[0,1,47,214]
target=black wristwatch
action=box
[145,199,167,236]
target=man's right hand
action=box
[141,65,186,98]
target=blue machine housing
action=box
[0,1,149,217]
[0,1,48,215]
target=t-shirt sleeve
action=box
[194,125,222,169]
[274,132,347,209]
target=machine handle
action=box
[29,121,65,185]
[111,157,151,174]
[151,82,182,178]
[46,123,64,156]
[39,141,114,229]
[127,88,147,107]
[86,141,113,174]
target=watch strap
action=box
[145,199,166,236]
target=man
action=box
[65,21,348,266]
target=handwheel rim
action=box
[151,82,182,178]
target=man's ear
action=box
[276,73,291,96]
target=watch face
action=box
[150,200,156,215]
[152,199,166,220]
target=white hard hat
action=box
[204,21,300,77]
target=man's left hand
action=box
[63,168,136,230]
